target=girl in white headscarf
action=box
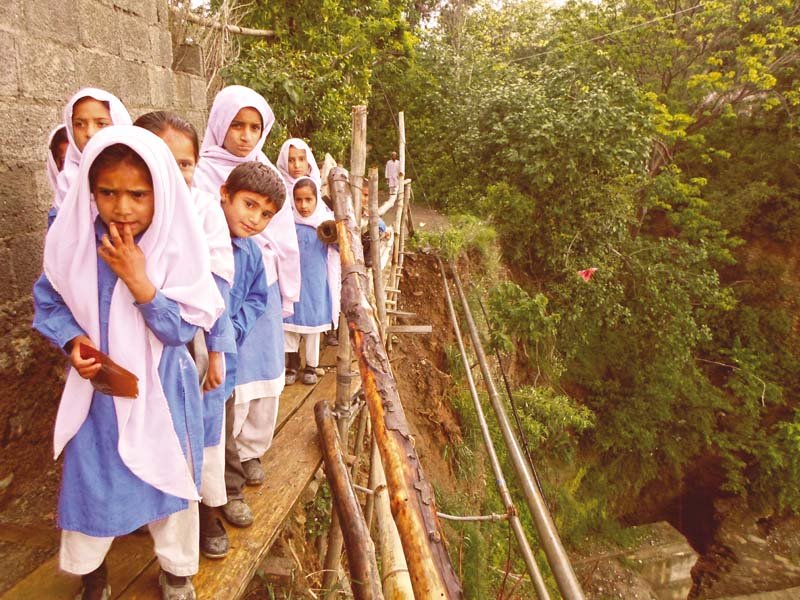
[275,137,321,189]
[51,88,132,221]
[45,125,69,193]
[194,85,300,317]
[33,125,223,599]
[283,177,341,385]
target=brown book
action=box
[79,343,139,398]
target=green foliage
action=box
[410,214,497,264]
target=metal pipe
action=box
[438,258,551,600]
[315,401,384,600]
[449,264,585,600]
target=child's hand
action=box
[98,223,156,304]
[203,351,224,392]
[68,335,102,380]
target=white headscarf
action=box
[53,88,132,210]
[44,125,224,501]
[190,187,235,286]
[194,86,300,314]
[46,125,67,193]
[291,177,341,325]
[276,138,321,189]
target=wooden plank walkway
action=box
[3,350,335,600]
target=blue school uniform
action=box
[32,219,204,537]
[235,244,285,403]
[283,223,332,332]
[222,237,268,401]
[201,275,237,447]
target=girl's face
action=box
[223,107,263,157]
[287,145,309,178]
[93,159,155,237]
[72,98,112,152]
[54,141,69,171]
[159,127,197,186]
[293,185,317,218]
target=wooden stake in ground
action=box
[329,167,462,600]
[315,401,384,600]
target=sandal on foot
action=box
[158,570,196,600]
[242,458,265,486]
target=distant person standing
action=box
[384,151,401,198]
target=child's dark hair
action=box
[293,178,317,196]
[50,126,68,157]
[88,144,152,191]
[73,96,110,113]
[225,162,285,210]
[133,111,200,160]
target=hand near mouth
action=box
[98,222,156,303]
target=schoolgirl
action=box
[51,88,132,222]
[283,177,341,385]
[193,85,300,317]
[275,137,321,189]
[133,111,237,557]
[33,126,223,600]
[45,125,69,192]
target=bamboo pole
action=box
[351,105,368,224]
[368,168,388,341]
[449,265,585,600]
[322,105,368,591]
[329,167,462,599]
[315,402,384,600]
[438,259,551,600]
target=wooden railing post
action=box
[315,401,384,600]
[329,166,462,600]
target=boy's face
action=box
[293,185,317,218]
[93,160,155,237]
[223,108,263,158]
[160,127,197,187]
[220,186,276,238]
[287,146,309,178]
[72,98,112,152]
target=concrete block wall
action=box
[0,0,209,449]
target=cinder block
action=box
[155,0,169,24]
[0,31,18,96]
[189,75,208,109]
[0,0,23,30]
[117,12,151,63]
[8,232,45,297]
[173,71,192,109]
[0,165,46,239]
[19,38,76,100]
[0,101,61,164]
[148,67,173,108]
[76,50,121,92]
[113,0,157,23]
[24,0,79,44]
[149,26,172,69]
[117,60,150,107]
[173,43,204,76]
[78,0,119,54]
[183,110,207,136]
[0,247,16,305]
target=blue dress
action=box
[283,223,332,331]
[222,237,268,402]
[201,274,236,447]
[32,220,205,537]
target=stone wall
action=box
[0,1,208,451]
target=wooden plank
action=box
[4,349,337,600]
[3,532,155,600]
[387,325,432,334]
[117,369,334,599]
[385,309,416,317]
[0,522,60,549]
